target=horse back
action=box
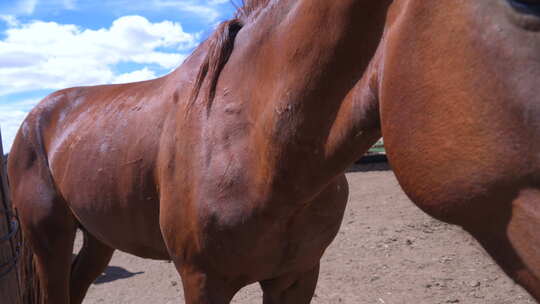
[10,78,177,258]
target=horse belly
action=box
[379,6,536,223]
[74,196,169,260]
[381,109,530,224]
[51,155,170,260]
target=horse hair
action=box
[188,0,273,114]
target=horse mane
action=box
[236,0,272,20]
[188,0,272,114]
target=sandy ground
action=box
[78,163,535,304]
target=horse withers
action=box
[7,1,391,303]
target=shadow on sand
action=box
[347,155,391,173]
[94,266,144,284]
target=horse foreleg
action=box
[259,264,320,304]
[178,266,239,304]
[465,189,540,300]
[70,230,114,304]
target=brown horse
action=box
[7,1,392,303]
[379,0,540,300]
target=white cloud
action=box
[0,65,160,152]
[18,0,38,15]
[113,67,157,84]
[106,0,233,23]
[1,0,77,16]
[0,15,197,96]
[63,0,76,10]
[152,1,222,22]
[0,110,27,152]
[0,0,38,16]
[0,15,19,27]
[0,98,40,152]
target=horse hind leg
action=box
[259,264,320,304]
[14,174,77,303]
[8,132,80,303]
[70,229,114,304]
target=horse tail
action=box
[10,100,61,304]
[11,129,45,304]
[1,131,34,304]
[2,138,42,303]
[18,230,41,304]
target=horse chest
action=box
[190,178,348,279]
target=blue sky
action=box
[0,0,237,151]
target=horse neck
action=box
[169,1,392,203]
[322,46,385,176]
[236,1,391,200]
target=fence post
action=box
[0,128,22,303]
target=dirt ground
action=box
[79,163,535,304]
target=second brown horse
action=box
[380,0,540,300]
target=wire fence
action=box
[367,138,385,155]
